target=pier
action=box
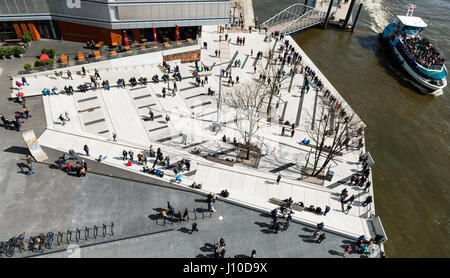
[261,0,364,34]
[5,0,386,258]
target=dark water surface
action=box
[253,0,449,257]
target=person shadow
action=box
[16,162,28,175]
[328,250,343,257]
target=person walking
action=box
[362,196,373,207]
[311,229,320,239]
[65,111,70,122]
[112,132,117,142]
[317,222,324,231]
[25,155,34,175]
[67,70,73,80]
[81,66,86,77]
[323,205,330,216]
[316,233,326,243]
[83,144,89,156]
[291,128,295,137]
[59,114,66,126]
[190,223,199,234]
[182,208,189,222]
[251,250,256,258]
[276,174,281,184]
[23,105,31,119]
[21,76,29,86]
[343,245,352,257]
[281,126,285,136]
[344,205,352,214]
[122,150,128,161]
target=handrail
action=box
[280,10,327,35]
[261,3,316,28]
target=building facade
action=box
[0,0,231,44]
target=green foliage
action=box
[24,63,32,71]
[34,58,55,67]
[22,32,32,43]
[0,48,5,56]
[4,47,14,56]
[13,46,24,56]
[41,48,56,58]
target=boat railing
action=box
[399,38,444,71]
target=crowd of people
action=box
[404,36,445,68]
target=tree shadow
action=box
[4,146,31,155]
[234,254,251,258]
[328,250,343,257]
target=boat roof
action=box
[397,15,428,28]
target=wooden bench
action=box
[163,42,170,47]
[269,198,304,212]
[140,45,147,50]
[111,42,118,47]
[186,38,193,43]
[176,40,182,45]
[76,51,85,61]
[141,38,148,42]
[59,54,68,65]
[93,50,101,60]
[110,50,117,56]
[95,41,104,48]
[152,45,159,49]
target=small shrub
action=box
[24,63,32,71]
[4,47,14,56]
[47,48,56,58]
[34,59,45,67]
[22,32,32,43]
[13,46,24,56]
[0,48,5,56]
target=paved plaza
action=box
[1,18,383,257]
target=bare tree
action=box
[223,82,270,159]
[255,46,292,122]
[305,102,363,177]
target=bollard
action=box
[85,227,89,240]
[111,222,114,236]
[102,224,106,237]
[210,211,212,218]
[163,217,166,226]
[94,225,98,239]
[193,208,197,220]
[76,228,80,242]
[57,232,63,246]
[67,230,72,243]
[202,207,205,219]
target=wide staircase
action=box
[261,3,327,35]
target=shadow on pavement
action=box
[328,250,342,256]
[4,146,30,155]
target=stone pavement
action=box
[7,25,378,242]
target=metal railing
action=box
[260,3,318,30]
[16,40,198,76]
[280,10,327,35]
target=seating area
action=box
[269,197,325,215]
[59,54,68,65]
[76,51,85,61]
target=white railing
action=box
[261,3,316,29]
[280,10,327,35]
[261,3,326,35]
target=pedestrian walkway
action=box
[33,24,376,240]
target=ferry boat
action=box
[380,5,447,94]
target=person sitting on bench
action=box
[221,189,229,198]
[315,207,322,214]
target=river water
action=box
[253,0,449,257]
